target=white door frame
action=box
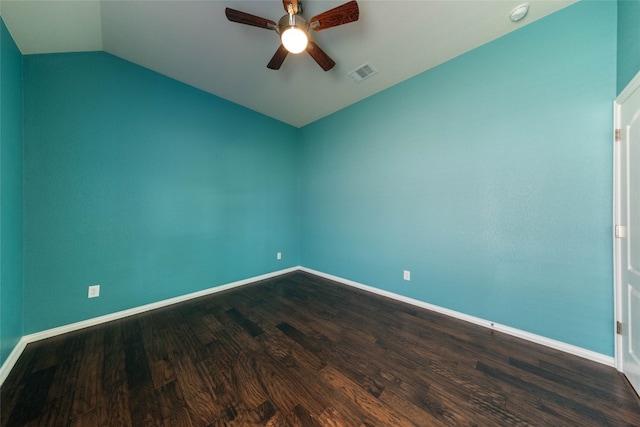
[614,69,640,371]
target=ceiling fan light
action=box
[281,26,308,54]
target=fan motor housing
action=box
[278,14,309,34]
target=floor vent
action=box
[348,63,378,83]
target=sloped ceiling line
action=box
[1,0,576,127]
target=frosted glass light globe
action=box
[281,27,308,54]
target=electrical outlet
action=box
[88,285,100,298]
[403,270,411,281]
[277,252,282,260]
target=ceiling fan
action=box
[225,0,359,71]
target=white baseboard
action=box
[299,267,615,367]
[0,337,28,386]
[0,264,614,388]
[0,266,299,387]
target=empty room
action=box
[2,0,640,425]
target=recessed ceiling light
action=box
[510,3,530,22]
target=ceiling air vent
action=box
[348,63,378,83]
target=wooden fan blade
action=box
[282,0,299,15]
[309,0,359,31]
[306,41,335,71]
[225,8,277,30]
[267,45,289,70]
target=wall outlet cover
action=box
[88,285,100,298]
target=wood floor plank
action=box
[71,329,104,418]
[5,366,57,426]
[393,372,478,426]
[378,386,452,427]
[157,380,194,427]
[124,340,151,391]
[319,365,416,427]
[101,323,133,427]
[68,405,100,427]
[2,271,640,426]
[139,318,176,390]
[102,382,133,427]
[34,332,87,427]
[172,356,223,426]
[128,383,163,427]
[102,322,126,393]
[247,350,330,425]
[225,307,265,337]
[476,360,612,425]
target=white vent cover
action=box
[348,63,378,83]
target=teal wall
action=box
[300,1,617,356]
[0,18,24,365]
[4,0,625,358]
[617,0,640,93]
[23,52,300,333]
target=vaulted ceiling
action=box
[1,0,576,127]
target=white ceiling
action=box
[1,0,576,128]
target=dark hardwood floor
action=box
[2,271,639,426]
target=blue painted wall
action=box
[617,0,640,93]
[300,1,617,355]
[10,0,624,359]
[0,18,24,365]
[23,52,300,333]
